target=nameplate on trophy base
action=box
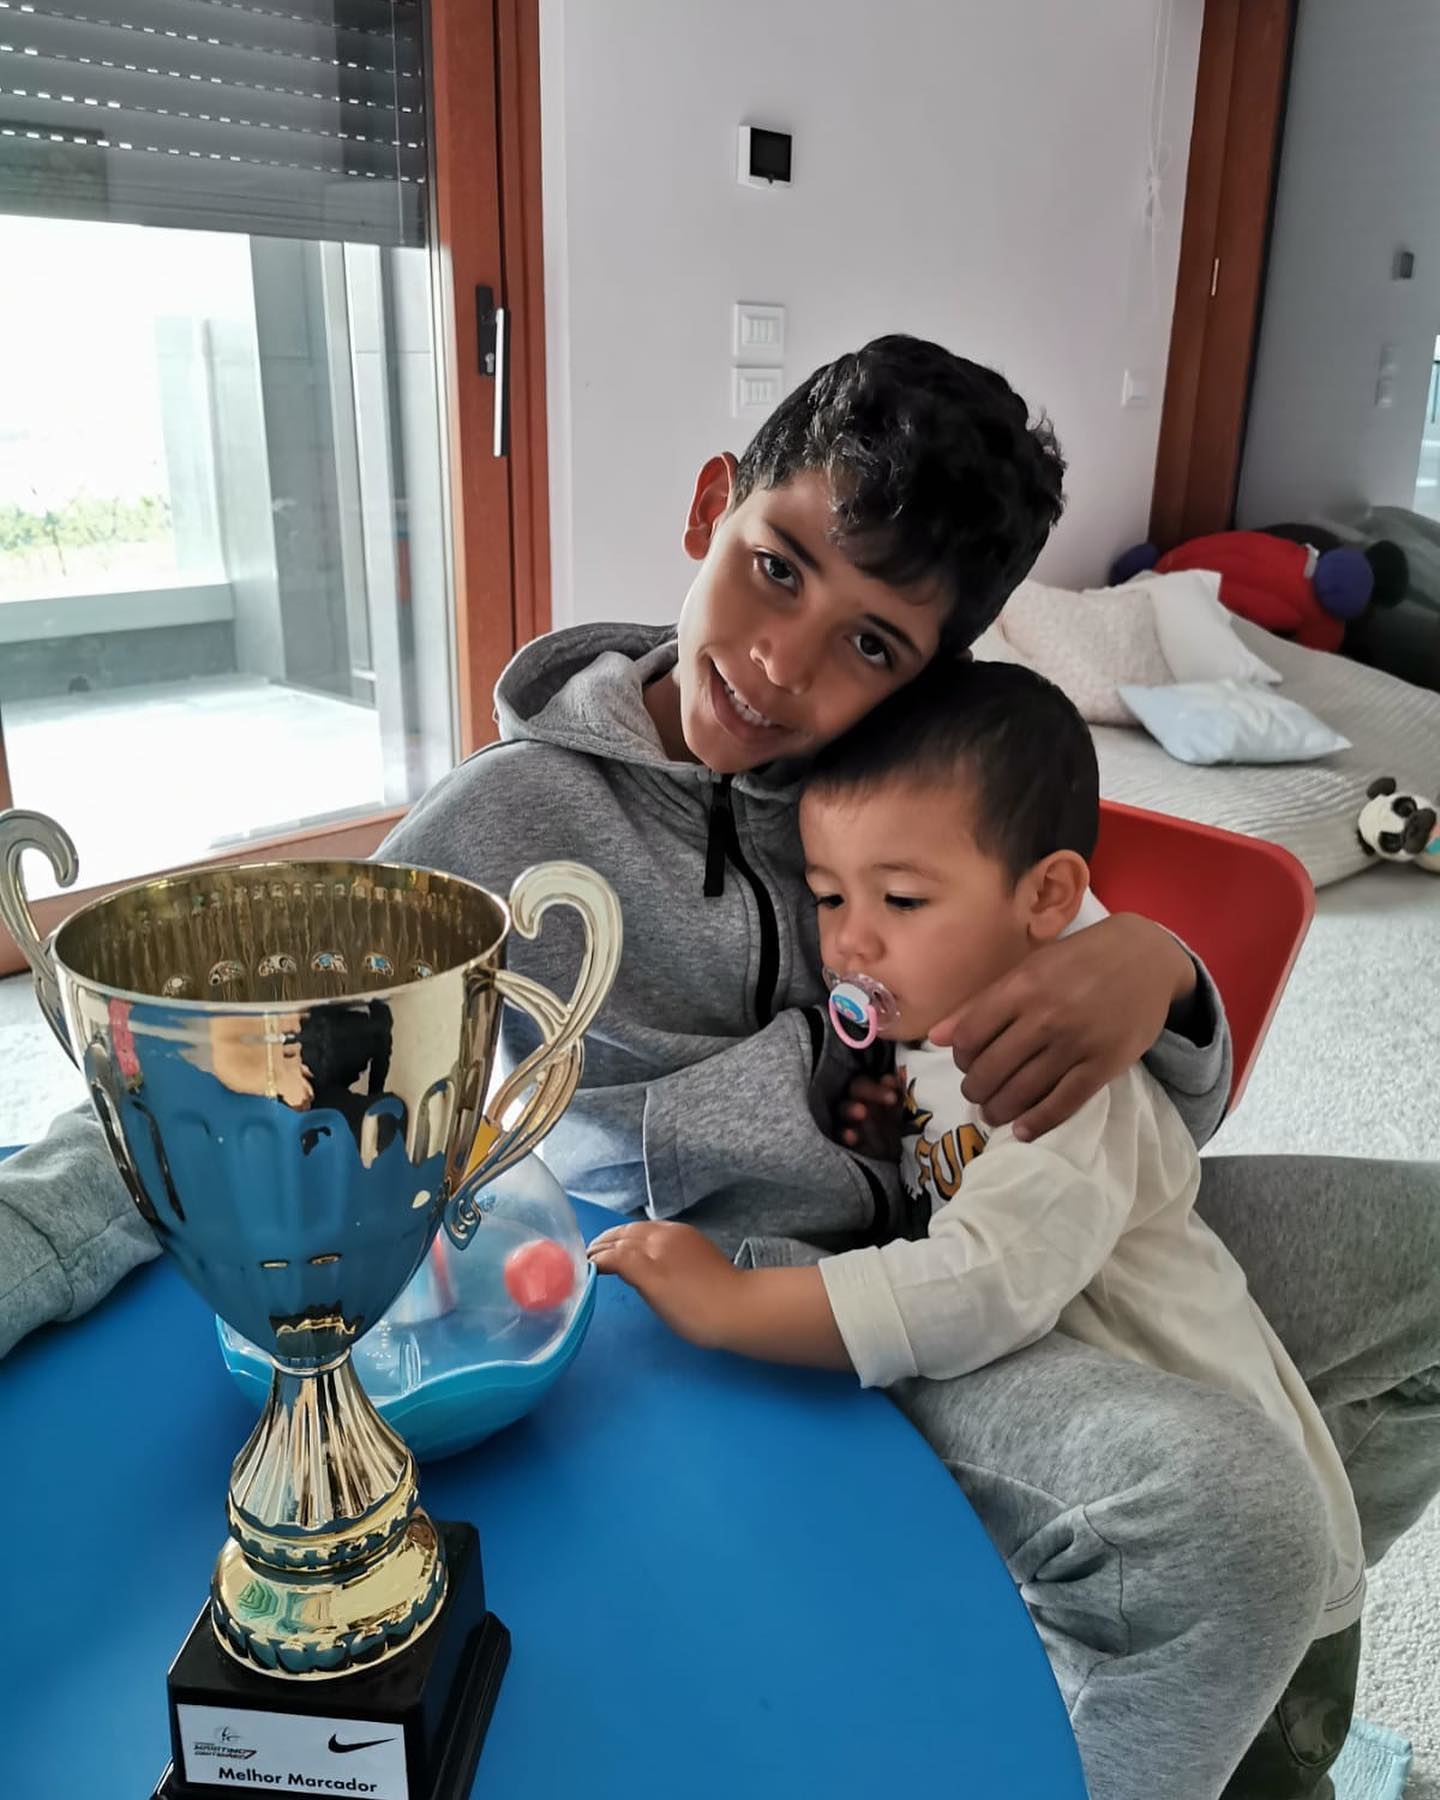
[152,1523,509,1800]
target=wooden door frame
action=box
[1150,0,1297,547]
[0,0,549,976]
[496,0,551,660]
[432,0,550,757]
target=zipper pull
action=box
[704,775,733,897]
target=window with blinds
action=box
[0,0,427,246]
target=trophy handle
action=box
[0,808,78,1058]
[445,861,621,1246]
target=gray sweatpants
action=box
[891,1154,1440,1800]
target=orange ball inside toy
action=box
[503,1237,576,1312]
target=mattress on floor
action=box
[1092,622,1440,888]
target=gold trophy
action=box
[0,809,622,1800]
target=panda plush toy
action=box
[1357,776,1440,874]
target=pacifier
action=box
[824,969,898,1050]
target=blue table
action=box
[0,1180,1085,1799]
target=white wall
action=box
[1237,0,1440,527]
[540,0,1203,628]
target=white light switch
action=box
[1121,368,1152,409]
[733,365,785,419]
[734,303,786,359]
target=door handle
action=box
[476,285,510,459]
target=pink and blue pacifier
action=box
[824,970,897,1050]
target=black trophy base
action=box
[151,1520,508,1800]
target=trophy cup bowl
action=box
[0,808,621,1798]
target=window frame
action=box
[0,0,550,977]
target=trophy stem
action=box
[212,1355,448,1678]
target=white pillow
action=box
[990,580,1172,724]
[969,619,1035,670]
[1118,679,1352,766]
[1130,569,1283,686]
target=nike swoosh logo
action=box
[328,1735,395,1754]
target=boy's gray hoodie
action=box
[0,623,1230,1354]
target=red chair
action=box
[1090,800,1315,1110]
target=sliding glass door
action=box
[0,0,533,940]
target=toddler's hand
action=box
[837,1072,903,1162]
[588,1221,741,1349]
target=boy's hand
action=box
[929,914,1196,1143]
[588,1221,742,1349]
[836,1073,903,1161]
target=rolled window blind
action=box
[0,0,427,245]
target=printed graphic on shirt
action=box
[898,1076,932,1143]
[898,1043,990,1211]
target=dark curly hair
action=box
[732,335,1065,648]
[804,657,1098,886]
